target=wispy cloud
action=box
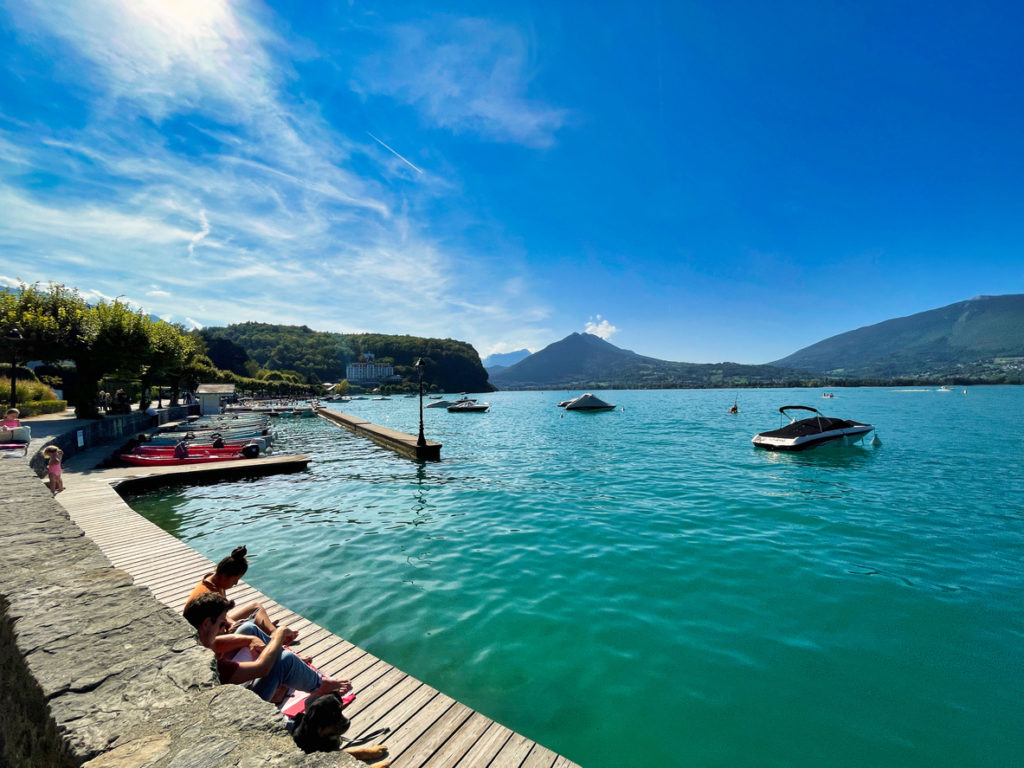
[584,315,619,340]
[0,1,555,354]
[357,18,569,148]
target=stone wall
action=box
[0,459,359,768]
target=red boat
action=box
[133,444,262,457]
[119,451,257,466]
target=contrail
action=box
[367,132,423,174]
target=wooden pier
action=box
[56,460,577,767]
[315,405,442,462]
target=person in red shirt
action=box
[183,592,349,703]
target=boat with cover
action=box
[752,405,874,451]
[563,393,616,411]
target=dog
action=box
[292,692,389,766]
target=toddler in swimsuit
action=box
[43,445,64,495]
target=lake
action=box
[124,386,1024,767]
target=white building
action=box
[346,355,394,384]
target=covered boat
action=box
[752,405,874,451]
[563,393,616,411]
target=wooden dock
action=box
[315,406,442,462]
[56,464,578,768]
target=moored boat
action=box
[131,442,265,457]
[119,448,260,466]
[752,405,874,451]
[447,400,489,412]
[563,393,616,411]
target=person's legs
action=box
[234,620,322,700]
[234,620,271,643]
[250,649,322,701]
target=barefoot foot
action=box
[313,677,352,696]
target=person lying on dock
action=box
[184,545,299,643]
[184,592,351,703]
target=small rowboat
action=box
[119,450,258,467]
[146,427,271,444]
[131,443,263,457]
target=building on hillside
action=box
[346,353,394,384]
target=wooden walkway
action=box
[56,466,580,768]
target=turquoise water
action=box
[125,387,1024,767]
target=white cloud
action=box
[187,209,211,258]
[0,2,556,356]
[358,18,568,148]
[584,315,619,340]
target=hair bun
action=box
[231,546,248,559]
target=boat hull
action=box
[752,422,874,451]
[119,452,255,466]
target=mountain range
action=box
[489,332,801,390]
[490,294,1024,389]
[481,349,531,374]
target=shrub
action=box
[16,400,69,416]
[0,378,57,404]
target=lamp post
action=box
[6,326,23,411]
[415,357,426,447]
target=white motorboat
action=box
[752,405,874,451]
[447,400,489,413]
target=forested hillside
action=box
[201,323,492,392]
[772,294,1024,381]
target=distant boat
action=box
[563,393,616,412]
[448,400,489,413]
[752,405,874,451]
[936,386,954,392]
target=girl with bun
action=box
[184,546,299,643]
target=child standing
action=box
[43,445,64,495]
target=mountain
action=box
[772,294,1024,379]
[482,349,531,371]
[489,332,800,389]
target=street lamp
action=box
[415,357,426,447]
[6,326,23,411]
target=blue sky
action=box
[1,1,1022,364]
